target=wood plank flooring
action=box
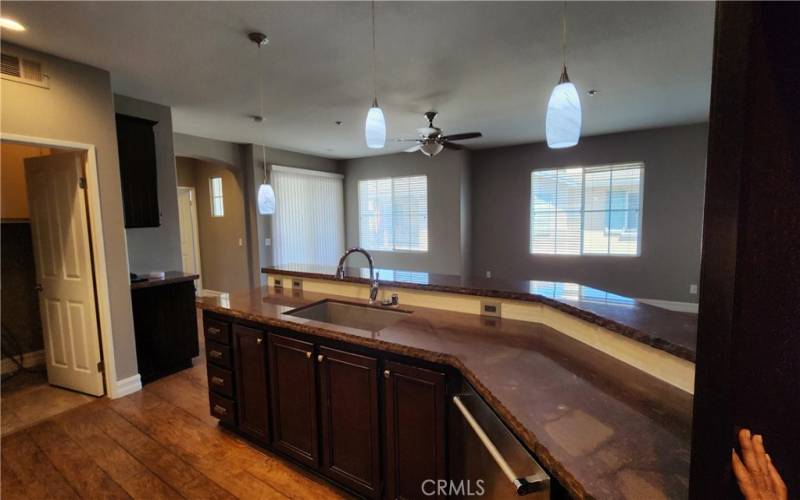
[1,360,349,499]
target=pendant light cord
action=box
[561,1,567,69]
[257,41,268,183]
[371,0,377,103]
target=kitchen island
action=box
[197,285,692,499]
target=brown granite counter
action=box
[263,264,697,362]
[130,271,199,290]
[197,286,692,500]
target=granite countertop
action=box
[263,264,698,362]
[197,287,692,499]
[130,271,199,290]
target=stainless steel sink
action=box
[286,300,411,332]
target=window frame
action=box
[209,176,224,218]
[529,162,645,257]
[357,175,429,253]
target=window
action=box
[271,166,345,266]
[530,163,643,256]
[359,175,428,252]
[209,177,224,217]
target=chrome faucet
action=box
[336,247,380,303]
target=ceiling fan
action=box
[398,111,482,157]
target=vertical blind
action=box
[359,175,428,252]
[530,162,643,256]
[271,166,345,266]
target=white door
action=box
[24,152,104,396]
[177,186,202,290]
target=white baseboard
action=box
[0,349,46,375]
[637,298,699,313]
[110,373,142,399]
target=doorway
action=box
[1,139,110,435]
[177,186,203,291]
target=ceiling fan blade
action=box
[442,142,465,150]
[404,144,422,153]
[394,138,422,142]
[441,132,482,141]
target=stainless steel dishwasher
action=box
[450,383,550,499]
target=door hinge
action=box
[97,360,105,373]
[79,177,87,189]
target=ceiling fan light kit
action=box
[546,2,582,149]
[398,111,483,157]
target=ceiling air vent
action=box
[1,52,48,88]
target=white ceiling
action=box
[2,1,714,159]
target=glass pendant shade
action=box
[546,73,582,149]
[365,101,386,149]
[257,183,275,215]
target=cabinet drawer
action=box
[209,394,236,425]
[206,341,232,369]
[207,365,234,398]
[204,318,230,345]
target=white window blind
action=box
[210,177,224,217]
[530,163,643,256]
[271,166,345,266]
[359,175,428,252]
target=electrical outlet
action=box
[265,238,271,246]
[238,238,243,247]
[292,278,303,290]
[485,270,492,278]
[689,284,698,295]
[480,301,501,318]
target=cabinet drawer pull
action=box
[208,327,221,335]
[306,351,312,359]
[256,337,263,344]
[209,350,223,359]
[317,354,324,362]
[211,376,224,386]
[213,404,227,415]
[384,369,391,379]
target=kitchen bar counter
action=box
[130,271,199,290]
[263,264,697,362]
[197,286,692,499]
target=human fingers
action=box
[738,429,767,491]
[732,449,758,499]
[751,435,772,492]
[766,454,788,500]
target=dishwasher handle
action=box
[452,395,549,496]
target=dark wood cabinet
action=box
[384,361,447,500]
[319,346,380,498]
[131,280,198,384]
[233,325,270,444]
[115,113,160,228]
[268,333,319,467]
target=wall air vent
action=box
[1,52,49,88]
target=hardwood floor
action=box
[1,360,350,499]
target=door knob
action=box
[306,351,312,359]
[317,354,324,363]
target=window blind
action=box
[530,163,643,256]
[359,175,428,252]
[272,167,345,266]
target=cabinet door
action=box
[319,346,380,498]
[384,361,447,500]
[233,325,270,443]
[268,334,318,467]
[115,114,159,228]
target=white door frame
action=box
[177,186,203,291]
[2,133,120,398]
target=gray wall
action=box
[471,123,708,302]
[1,44,138,379]
[114,95,182,274]
[343,149,470,274]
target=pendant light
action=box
[546,2,581,149]
[250,32,276,215]
[364,0,386,149]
